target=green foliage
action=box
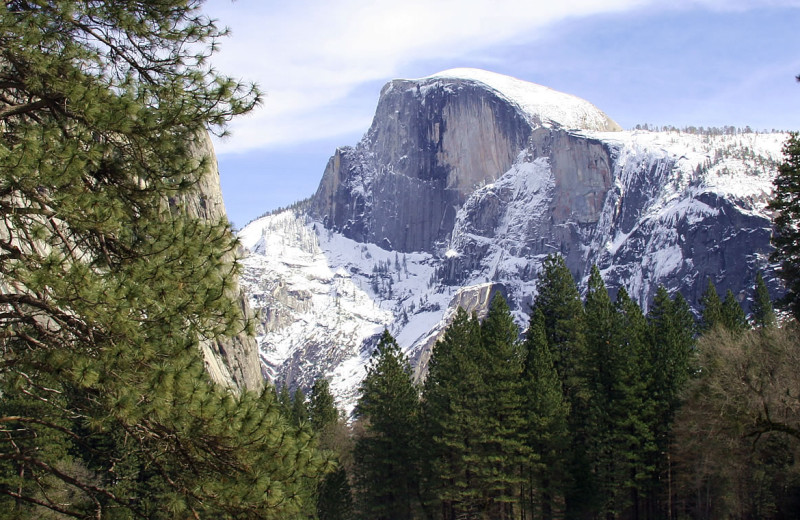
[533,255,587,405]
[475,293,527,518]
[721,289,749,335]
[645,287,696,516]
[522,307,569,520]
[353,330,420,520]
[752,272,777,328]
[0,1,329,517]
[421,295,526,519]
[769,132,800,319]
[291,387,309,426]
[533,255,591,517]
[700,279,724,332]
[421,308,485,518]
[309,378,339,434]
[310,378,355,520]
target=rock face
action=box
[239,69,785,410]
[182,132,264,393]
[309,69,619,253]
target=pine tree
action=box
[292,387,309,426]
[581,266,615,513]
[309,378,340,436]
[645,287,696,518]
[699,279,724,332]
[533,255,588,404]
[353,330,420,520]
[476,293,527,519]
[0,2,329,517]
[532,255,589,518]
[769,132,800,319]
[751,272,777,328]
[522,307,569,520]
[309,378,354,520]
[421,307,485,519]
[609,287,657,519]
[721,289,749,335]
[584,266,645,516]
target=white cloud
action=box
[203,0,799,154]
[204,0,657,153]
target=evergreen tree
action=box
[751,272,777,328]
[522,307,569,520]
[721,289,749,335]
[532,255,589,518]
[309,378,339,434]
[310,379,354,520]
[0,2,329,517]
[476,293,527,519]
[699,279,724,332]
[292,387,309,426]
[533,255,588,405]
[353,330,420,520]
[769,132,800,319]
[645,288,696,518]
[608,287,657,519]
[581,266,615,513]
[421,308,485,519]
[318,466,355,520]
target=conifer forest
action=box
[2,0,800,519]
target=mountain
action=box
[238,69,785,410]
[183,132,264,392]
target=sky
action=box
[201,0,800,229]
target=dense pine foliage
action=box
[770,132,800,319]
[0,1,332,518]
[344,254,800,520]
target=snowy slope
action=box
[239,129,786,411]
[239,211,455,410]
[238,70,786,410]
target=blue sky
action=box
[202,0,800,229]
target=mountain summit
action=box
[239,70,784,408]
[419,68,622,132]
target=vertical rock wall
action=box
[184,132,264,393]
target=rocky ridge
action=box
[239,69,785,409]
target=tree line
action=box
[335,259,800,520]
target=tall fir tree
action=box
[522,307,569,520]
[699,279,724,333]
[721,289,749,335]
[353,330,420,520]
[309,378,354,520]
[309,378,340,434]
[475,293,527,519]
[608,287,657,519]
[533,255,588,406]
[0,1,329,518]
[769,132,800,319]
[291,387,309,426]
[420,307,490,519]
[532,254,590,518]
[751,272,777,328]
[581,265,616,514]
[646,287,696,518]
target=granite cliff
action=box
[239,69,784,409]
[182,132,264,393]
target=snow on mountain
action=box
[238,69,787,410]
[239,211,454,410]
[240,129,785,411]
[422,68,622,132]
